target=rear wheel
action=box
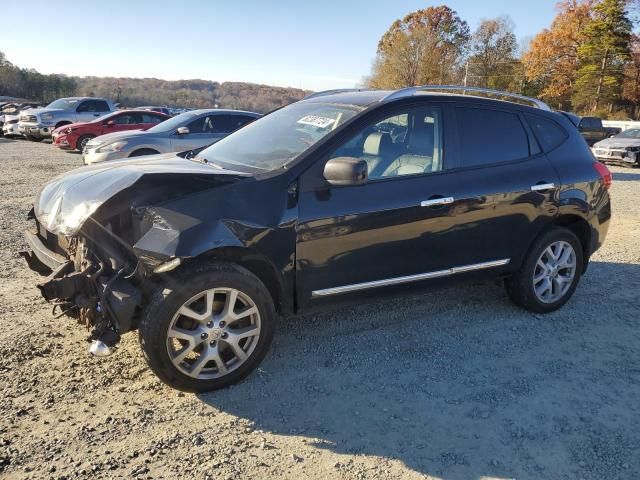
[76,135,94,152]
[25,135,41,142]
[139,262,275,392]
[506,228,583,313]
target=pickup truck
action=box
[560,112,621,146]
[18,97,116,141]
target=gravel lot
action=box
[1,136,639,480]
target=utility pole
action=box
[463,61,469,87]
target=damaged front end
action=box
[22,207,145,355]
[21,156,249,355]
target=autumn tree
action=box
[523,0,595,109]
[573,0,632,111]
[367,6,470,88]
[623,34,640,116]
[466,16,519,91]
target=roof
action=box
[302,85,551,112]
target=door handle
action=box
[530,183,556,192]
[420,196,454,207]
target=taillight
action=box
[593,161,612,190]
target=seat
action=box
[361,132,395,175]
[382,121,435,176]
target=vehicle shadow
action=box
[612,171,640,181]
[197,260,640,479]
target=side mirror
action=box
[176,126,190,135]
[323,157,368,186]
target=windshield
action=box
[46,98,81,110]
[146,111,197,133]
[197,102,362,171]
[616,128,640,139]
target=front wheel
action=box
[76,135,94,152]
[506,227,583,313]
[139,263,275,392]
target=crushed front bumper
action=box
[21,223,143,338]
[593,147,639,165]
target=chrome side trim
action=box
[311,259,511,298]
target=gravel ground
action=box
[0,136,639,480]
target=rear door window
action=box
[456,107,530,167]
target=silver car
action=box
[82,109,260,164]
[592,128,640,167]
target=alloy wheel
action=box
[533,240,577,304]
[166,288,261,379]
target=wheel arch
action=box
[54,120,72,129]
[534,214,592,273]
[180,247,288,315]
[129,147,160,157]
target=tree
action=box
[367,6,470,88]
[523,0,595,110]
[573,0,632,111]
[466,16,519,91]
[623,34,640,117]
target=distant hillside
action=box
[74,77,310,113]
[1,51,310,113]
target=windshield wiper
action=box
[192,156,225,169]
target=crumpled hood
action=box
[35,153,249,235]
[594,137,640,148]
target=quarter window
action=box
[456,107,529,167]
[327,106,444,179]
[525,114,568,151]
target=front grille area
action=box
[21,114,37,123]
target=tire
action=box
[25,135,42,142]
[129,148,159,157]
[505,227,583,314]
[76,135,94,152]
[139,262,276,392]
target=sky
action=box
[0,0,560,91]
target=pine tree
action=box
[573,0,632,112]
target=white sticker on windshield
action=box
[297,115,335,129]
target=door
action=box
[447,106,560,268]
[170,114,222,151]
[76,100,111,122]
[103,112,140,134]
[296,104,463,306]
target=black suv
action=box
[22,86,612,392]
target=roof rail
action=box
[381,85,551,111]
[304,88,372,100]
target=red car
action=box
[52,109,169,152]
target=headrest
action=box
[408,121,434,155]
[363,132,393,156]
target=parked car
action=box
[560,112,621,146]
[136,106,173,116]
[1,103,41,137]
[18,97,116,141]
[593,128,640,167]
[51,109,169,152]
[82,109,260,164]
[21,86,611,392]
